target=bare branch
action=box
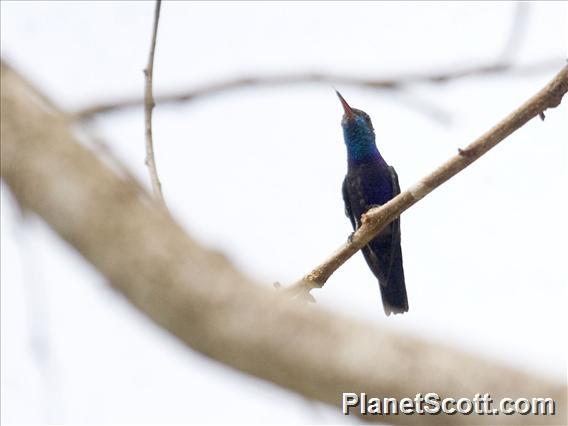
[283,65,568,299]
[143,0,167,208]
[2,61,565,425]
[72,59,560,120]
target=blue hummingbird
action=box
[337,91,408,315]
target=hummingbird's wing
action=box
[374,166,408,314]
[342,169,408,314]
[362,167,408,314]
[385,166,401,279]
[342,176,357,230]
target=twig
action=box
[282,65,568,300]
[143,0,167,208]
[498,2,529,62]
[73,59,561,120]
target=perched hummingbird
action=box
[337,91,408,315]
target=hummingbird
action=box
[337,91,408,315]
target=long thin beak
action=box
[335,90,354,118]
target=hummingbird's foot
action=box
[348,232,355,243]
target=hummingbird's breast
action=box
[346,160,394,220]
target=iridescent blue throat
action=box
[342,115,382,165]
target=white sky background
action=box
[1,1,567,424]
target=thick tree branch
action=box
[1,62,566,424]
[284,65,568,299]
[72,59,560,120]
[143,0,166,208]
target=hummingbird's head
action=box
[336,90,373,126]
[336,91,377,160]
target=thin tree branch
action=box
[72,59,560,120]
[2,60,565,425]
[283,65,568,300]
[143,0,166,208]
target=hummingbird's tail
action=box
[379,237,408,315]
[361,222,409,315]
[379,277,409,316]
[362,247,409,315]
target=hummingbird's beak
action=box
[335,90,355,118]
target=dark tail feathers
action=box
[380,279,409,316]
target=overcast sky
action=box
[1,1,566,424]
